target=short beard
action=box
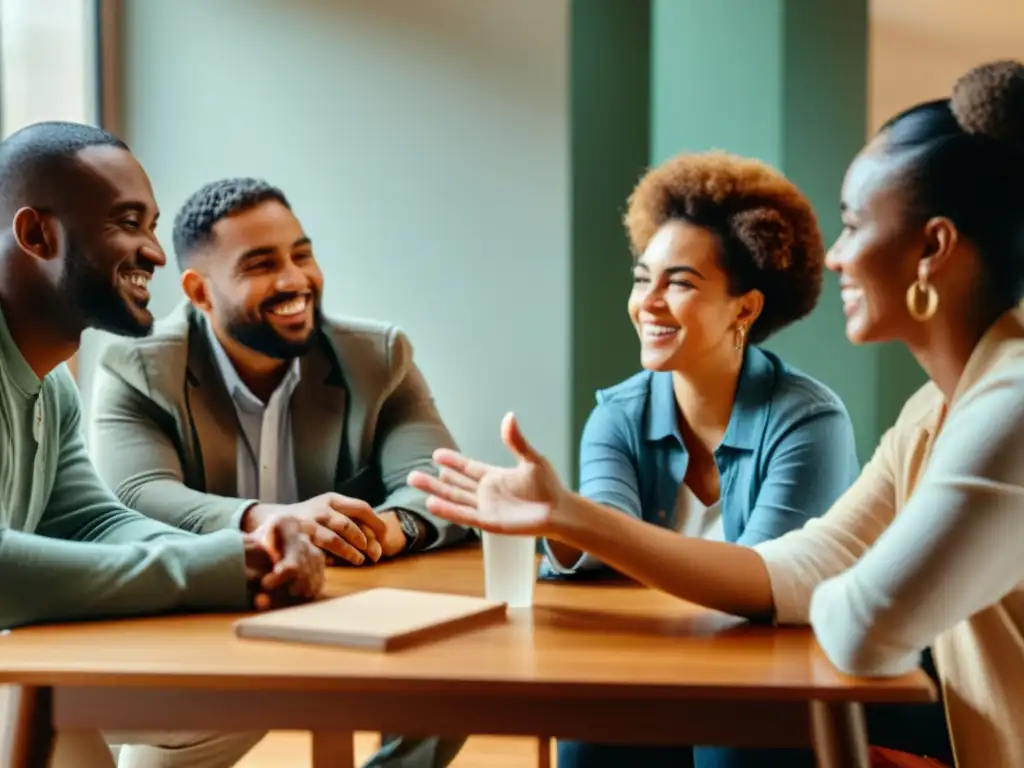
[58,237,152,338]
[224,301,322,360]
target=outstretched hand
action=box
[407,412,567,536]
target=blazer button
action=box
[658,510,667,519]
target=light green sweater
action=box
[0,304,248,629]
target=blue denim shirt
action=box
[541,346,859,577]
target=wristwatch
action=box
[393,508,425,553]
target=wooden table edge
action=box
[3,682,875,768]
[0,670,936,704]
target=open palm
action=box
[407,413,566,536]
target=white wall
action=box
[78,0,571,476]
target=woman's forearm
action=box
[551,493,776,620]
[545,540,585,568]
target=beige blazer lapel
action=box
[293,337,349,499]
[184,312,240,497]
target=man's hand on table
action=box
[243,513,326,610]
[242,492,387,566]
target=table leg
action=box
[311,731,355,768]
[538,736,552,768]
[810,701,870,768]
[3,686,54,768]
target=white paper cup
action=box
[482,532,536,608]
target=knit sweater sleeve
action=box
[0,368,249,630]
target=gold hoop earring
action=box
[734,325,747,351]
[906,276,938,321]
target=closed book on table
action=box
[234,587,507,651]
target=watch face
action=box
[398,510,419,541]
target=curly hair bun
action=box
[951,59,1024,143]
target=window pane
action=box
[0,0,97,137]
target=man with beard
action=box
[0,123,325,768]
[88,177,471,767]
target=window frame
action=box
[0,0,114,379]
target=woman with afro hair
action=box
[413,59,1024,767]
[540,149,859,581]
[538,151,867,767]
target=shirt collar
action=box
[644,370,679,443]
[202,315,301,410]
[722,346,775,450]
[644,345,775,451]
[950,305,1024,409]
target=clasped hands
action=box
[240,413,561,610]
[240,492,397,610]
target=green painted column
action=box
[650,0,925,461]
[569,0,651,480]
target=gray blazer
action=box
[87,302,470,550]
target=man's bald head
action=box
[0,121,128,220]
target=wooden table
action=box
[0,546,934,768]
